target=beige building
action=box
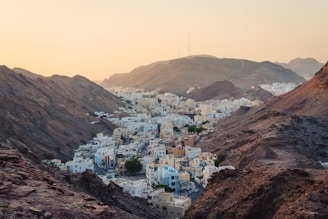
[182,134,196,147]
[152,192,191,219]
[115,158,127,176]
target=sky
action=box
[1,0,327,81]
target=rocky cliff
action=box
[185,62,328,218]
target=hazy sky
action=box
[1,0,327,80]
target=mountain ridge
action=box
[0,65,124,161]
[101,56,305,96]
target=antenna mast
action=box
[188,32,191,56]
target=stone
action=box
[43,211,52,219]
[29,207,43,216]
[8,186,36,197]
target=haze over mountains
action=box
[185,62,328,218]
[276,58,324,80]
[101,56,305,97]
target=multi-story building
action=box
[151,192,191,218]
[155,166,180,193]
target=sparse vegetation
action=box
[214,152,226,167]
[125,157,142,174]
[88,112,97,117]
[125,99,132,105]
[154,184,173,192]
[188,125,206,134]
[90,130,97,138]
[202,120,209,125]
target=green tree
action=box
[188,125,197,133]
[125,157,142,174]
[214,152,226,167]
[196,126,206,134]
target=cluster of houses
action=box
[259,82,298,96]
[47,87,262,218]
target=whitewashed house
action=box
[66,158,94,173]
[155,166,180,193]
[185,146,202,160]
[94,147,115,169]
[146,163,160,187]
[152,144,166,160]
[117,179,149,198]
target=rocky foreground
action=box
[0,139,166,218]
[185,168,328,219]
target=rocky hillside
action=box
[276,58,324,80]
[101,56,305,95]
[185,62,328,218]
[0,66,123,161]
[63,170,166,219]
[186,80,272,101]
[185,168,328,219]
[0,138,166,218]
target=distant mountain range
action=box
[0,66,124,161]
[275,58,324,80]
[101,56,305,98]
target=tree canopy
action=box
[125,157,142,174]
[214,152,226,167]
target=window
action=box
[171,182,175,186]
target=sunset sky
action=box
[1,0,327,81]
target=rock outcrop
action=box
[185,168,328,219]
[64,170,167,219]
[185,62,328,218]
[0,140,166,218]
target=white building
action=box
[155,166,180,193]
[94,147,115,169]
[66,158,94,173]
[185,146,202,160]
[152,144,167,160]
[146,163,160,186]
[116,145,138,158]
[115,179,149,198]
[140,155,155,173]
